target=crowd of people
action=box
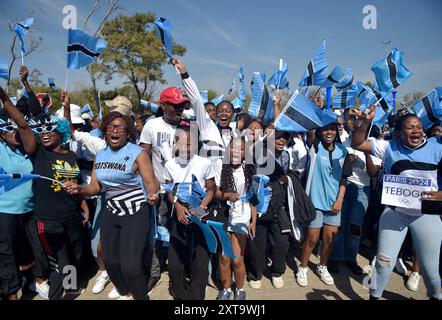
[0,59,441,301]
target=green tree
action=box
[99,12,186,102]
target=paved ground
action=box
[19,245,431,301]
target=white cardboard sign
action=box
[381,174,432,210]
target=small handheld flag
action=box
[249,72,274,124]
[210,95,225,106]
[140,99,159,113]
[154,17,173,58]
[238,66,246,106]
[332,85,357,109]
[48,78,57,91]
[67,29,107,70]
[0,166,62,195]
[13,18,34,55]
[268,59,290,91]
[81,104,94,118]
[274,90,337,132]
[227,77,236,96]
[200,91,209,104]
[412,89,442,129]
[298,40,328,87]
[240,174,271,216]
[0,60,9,80]
[371,48,413,93]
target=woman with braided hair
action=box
[215,137,257,300]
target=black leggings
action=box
[101,204,151,300]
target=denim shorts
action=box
[306,209,341,228]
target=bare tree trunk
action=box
[90,73,101,112]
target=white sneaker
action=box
[395,258,408,275]
[107,286,121,299]
[29,280,49,299]
[406,272,420,291]
[317,265,334,285]
[271,276,284,289]
[249,280,261,290]
[296,265,308,287]
[92,270,111,294]
[117,294,133,300]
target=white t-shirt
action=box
[215,160,252,226]
[287,137,307,177]
[163,155,215,189]
[344,137,383,187]
[140,117,177,184]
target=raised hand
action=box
[171,58,186,74]
[19,66,29,82]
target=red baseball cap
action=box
[156,86,189,105]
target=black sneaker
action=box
[346,261,363,275]
[147,277,161,295]
[327,259,340,274]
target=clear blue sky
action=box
[1,0,441,100]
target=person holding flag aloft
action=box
[351,105,442,301]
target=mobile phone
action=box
[421,199,442,215]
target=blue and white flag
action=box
[187,215,218,254]
[249,72,274,124]
[240,175,271,216]
[67,29,107,70]
[371,48,413,93]
[0,60,8,80]
[412,89,442,129]
[227,77,236,96]
[274,91,337,132]
[163,175,206,209]
[268,59,290,91]
[231,97,243,110]
[298,40,328,87]
[154,17,173,58]
[371,90,393,129]
[140,99,159,113]
[332,85,357,109]
[335,68,354,90]
[199,91,209,104]
[81,104,94,118]
[13,18,33,54]
[48,77,57,91]
[0,166,56,195]
[355,81,377,106]
[206,220,236,259]
[238,66,246,103]
[98,108,103,121]
[210,95,224,106]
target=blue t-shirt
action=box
[0,143,34,214]
[95,142,145,216]
[309,142,350,211]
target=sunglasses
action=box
[106,124,127,133]
[0,124,18,133]
[33,125,58,134]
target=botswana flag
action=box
[227,77,236,96]
[335,68,354,90]
[371,48,413,93]
[412,89,442,129]
[67,29,107,70]
[48,78,57,91]
[140,99,159,113]
[81,104,94,118]
[268,59,290,91]
[154,17,173,58]
[332,85,357,109]
[13,18,33,54]
[240,174,271,216]
[163,175,206,209]
[206,220,235,258]
[210,95,224,106]
[355,81,377,106]
[0,166,40,195]
[298,40,328,88]
[372,90,393,129]
[231,97,243,110]
[238,66,246,105]
[249,72,274,124]
[0,60,8,80]
[322,66,347,88]
[199,91,209,104]
[274,91,337,132]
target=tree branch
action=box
[94,0,121,37]
[83,0,100,31]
